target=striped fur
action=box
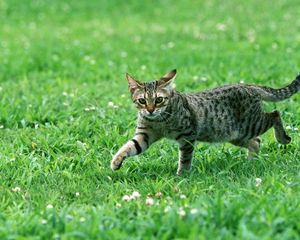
[111,70,299,175]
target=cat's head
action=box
[126,69,176,119]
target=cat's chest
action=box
[163,127,182,139]
[143,121,182,139]
[139,113,194,139]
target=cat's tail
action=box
[255,73,300,102]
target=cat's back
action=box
[183,83,261,109]
[191,83,257,100]
[181,84,262,142]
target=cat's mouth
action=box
[142,111,161,120]
[146,113,159,118]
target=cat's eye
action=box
[155,97,164,104]
[138,98,146,104]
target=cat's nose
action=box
[147,106,155,113]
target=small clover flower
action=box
[131,191,141,199]
[155,192,162,198]
[255,178,262,187]
[122,195,130,202]
[108,102,114,107]
[41,219,48,224]
[12,187,21,192]
[145,197,155,206]
[178,208,186,217]
[190,208,198,215]
[179,194,186,199]
[164,205,172,213]
[46,204,54,209]
[116,203,122,208]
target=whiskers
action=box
[157,109,175,121]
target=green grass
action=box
[0,0,300,239]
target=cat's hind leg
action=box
[230,110,291,159]
[271,111,291,144]
[230,138,261,160]
[247,137,261,159]
[255,111,291,144]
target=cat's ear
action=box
[126,73,144,94]
[157,69,177,88]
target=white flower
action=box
[41,219,48,224]
[62,91,68,96]
[255,178,262,187]
[145,197,155,206]
[12,187,21,192]
[164,205,172,213]
[190,208,198,214]
[129,195,136,200]
[75,192,80,197]
[46,204,54,209]
[286,126,298,131]
[216,23,227,31]
[108,101,114,107]
[84,107,90,112]
[179,194,186,199]
[0,125,4,129]
[131,191,141,199]
[178,208,186,217]
[79,217,86,222]
[122,195,131,202]
[116,203,122,208]
[155,192,162,198]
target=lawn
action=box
[0,0,300,239]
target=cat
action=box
[111,69,300,175]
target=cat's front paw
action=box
[176,164,192,176]
[110,154,126,171]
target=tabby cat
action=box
[111,69,300,175]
